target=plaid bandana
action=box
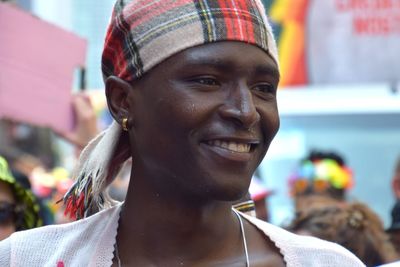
[102,0,278,82]
[65,0,278,219]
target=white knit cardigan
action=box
[0,202,365,267]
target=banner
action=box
[266,0,400,86]
[0,3,87,132]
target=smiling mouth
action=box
[205,140,255,153]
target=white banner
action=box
[307,0,400,84]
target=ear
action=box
[105,76,135,127]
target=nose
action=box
[218,82,260,129]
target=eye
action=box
[185,76,221,91]
[192,77,220,86]
[252,83,276,94]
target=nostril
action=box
[239,109,260,129]
[218,105,259,129]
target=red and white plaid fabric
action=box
[102,0,278,82]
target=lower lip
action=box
[200,143,253,162]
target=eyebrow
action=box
[254,64,280,80]
[183,57,280,79]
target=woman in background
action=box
[289,200,399,266]
[0,156,42,240]
[288,150,353,212]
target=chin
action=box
[205,182,250,202]
[209,172,253,201]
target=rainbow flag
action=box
[266,0,309,87]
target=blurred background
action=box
[1,0,400,229]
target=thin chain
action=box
[233,209,250,267]
[114,210,249,267]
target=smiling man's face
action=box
[129,41,280,201]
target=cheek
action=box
[272,112,280,136]
[260,106,280,140]
[156,94,211,134]
[135,97,202,157]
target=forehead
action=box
[152,41,280,78]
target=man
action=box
[0,1,364,266]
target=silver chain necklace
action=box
[233,208,250,267]
[114,210,249,267]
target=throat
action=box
[115,203,244,265]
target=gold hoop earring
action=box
[122,118,129,131]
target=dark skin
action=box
[106,41,285,266]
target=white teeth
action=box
[228,143,236,151]
[207,140,251,153]
[221,141,229,149]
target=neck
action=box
[116,172,241,265]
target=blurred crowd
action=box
[0,93,132,235]
[218,150,400,267]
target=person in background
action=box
[249,176,273,221]
[288,200,399,267]
[387,156,400,253]
[288,150,353,212]
[0,93,99,226]
[0,0,364,266]
[0,156,42,240]
[12,169,55,226]
[28,166,74,224]
[61,93,99,151]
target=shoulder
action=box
[242,214,366,267]
[376,261,400,267]
[0,237,11,266]
[0,203,121,266]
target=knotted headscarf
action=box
[64,0,279,219]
